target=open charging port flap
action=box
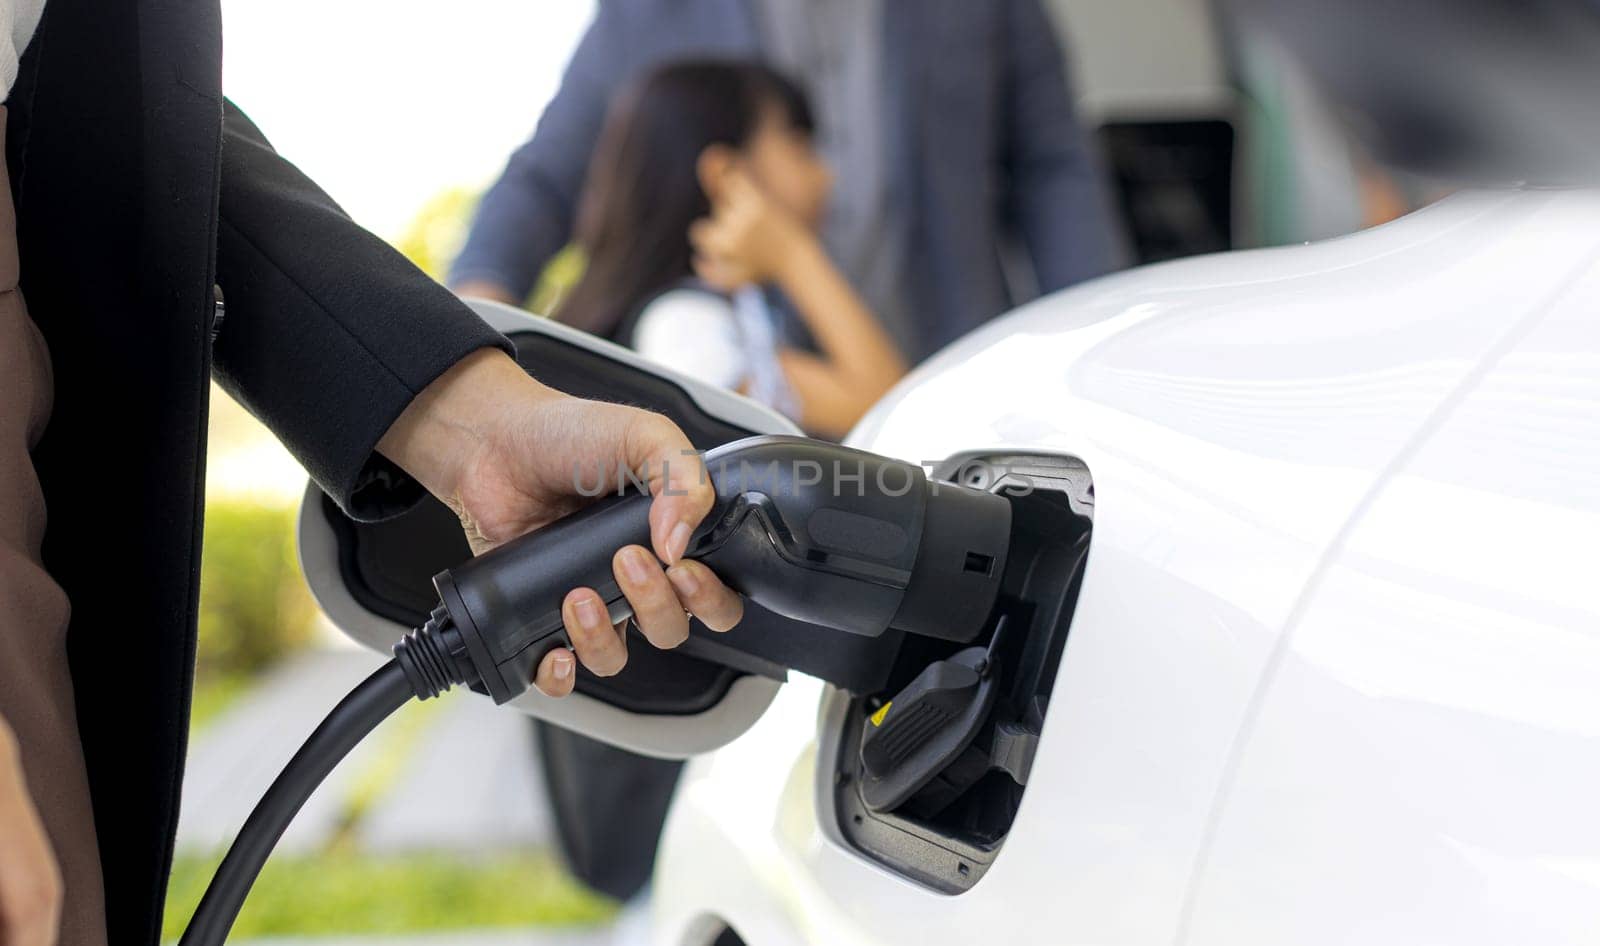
[823,453,1093,893]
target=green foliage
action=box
[330,697,446,847]
[395,186,482,283]
[527,244,587,316]
[185,673,252,735]
[196,501,317,678]
[162,851,617,938]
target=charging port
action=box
[824,453,1093,893]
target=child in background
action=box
[555,60,906,439]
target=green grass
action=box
[168,692,614,939]
[162,851,617,939]
[186,673,252,735]
[329,696,447,845]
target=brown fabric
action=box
[0,104,109,946]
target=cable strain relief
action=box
[393,607,472,700]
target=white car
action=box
[303,183,1600,944]
[653,187,1600,946]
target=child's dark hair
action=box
[554,59,814,339]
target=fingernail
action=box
[667,564,700,597]
[574,596,604,631]
[553,651,574,680]
[622,546,653,584]
[668,521,693,563]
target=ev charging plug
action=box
[399,435,1012,703]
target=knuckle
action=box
[575,627,627,676]
[631,588,689,643]
[703,607,741,634]
[573,620,611,652]
[646,585,686,618]
[699,583,744,633]
[634,590,679,624]
[611,548,640,585]
[630,406,671,434]
[648,417,686,453]
[591,651,627,677]
[640,616,689,649]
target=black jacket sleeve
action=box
[211,100,514,519]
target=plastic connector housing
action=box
[429,436,1012,705]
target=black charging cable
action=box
[178,617,476,946]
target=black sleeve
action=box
[211,100,514,519]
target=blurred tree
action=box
[526,244,586,316]
[394,187,585,316]
[197,501,317,677]
[394,186,481,284]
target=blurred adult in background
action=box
[451,0,1125,365]
[559,61,906,439]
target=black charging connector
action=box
[424,436,1014,704]
[178,435,1013,944]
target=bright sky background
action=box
[220,0,596,240]
[209,1,596,502]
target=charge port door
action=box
[822,453,1094,893]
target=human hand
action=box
[378,350,744,697]
[689,169,811,291]
[0,716,62,946]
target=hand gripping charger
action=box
[404,435,1012,703]
[180,435,1011,944]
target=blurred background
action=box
[182,0,1431,942]
[173,3,611,942]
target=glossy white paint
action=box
[654,189,1600,945]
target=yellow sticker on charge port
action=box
[870,702,893,727]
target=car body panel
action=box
[1187,253,1600,944]
[653,189,1600,945]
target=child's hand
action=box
[689,169,811,291]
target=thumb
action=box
[622,410,713,564]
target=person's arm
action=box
[213,101,511,518]
[766,238,905,438]
[446,2,627,303]
[1000,0,1127,291]
[691,173,906,439]
[212,102,742,695]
